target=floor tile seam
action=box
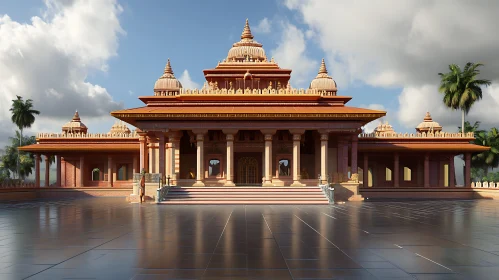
[261,211,295,280]
[291,213,381,279]
[202,209,234,276]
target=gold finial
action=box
[241,18,254,40]
[73,110,80,121]
[318,58,328,74]
[164,58,173,75]
[424,112,432,122]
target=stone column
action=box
[424,153,430,188]
[337,139,344,177]
[290,130,304,187]
[168,132,181,184]
[449,155,455,188]
[35,154,40,187]
[193,132,206,187]
[108,156,113,187]
[351,135,358,174]
[320,132,329,184]
[261,130,276,187]
[465,152,471,188]
[56,156,61,187]
[79,156,84,188]
[73,161,76,187]
[363,154,369,187]
[139,135,148,172]
[343,141,349,180]
[60,157,65,187]
[223,130,237,187]
[158,133,166,181]
[394,153,400,188]
[44,155,50,187]
[132,156,138,175]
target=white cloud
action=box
[178,70,200,89]
[253,18,271,34]
[270,22,318,87]
[0,0,124,146]
[128,90,134,96]
[285,0,499,130]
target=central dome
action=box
[226,19,267,62]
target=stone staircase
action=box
[160,187,330,205]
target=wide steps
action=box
[160,186,329,205]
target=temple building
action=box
[20,19,488,198]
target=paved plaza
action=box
[1,198,499,279]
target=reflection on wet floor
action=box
[1,198,499,279]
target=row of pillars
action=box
[140,130,358,186]
[361,152,472,188]
[34,154,61,187]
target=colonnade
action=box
[362,152,472,188]
[139,129,359,187]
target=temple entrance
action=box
[236,156,259,185]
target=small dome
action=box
[309,59,337,92]
[226,19,267,62]
[374,121,395,133]
[62,111,88,134]
[154,59,182,93]
[416,112,442,133]
[109,120,131,134]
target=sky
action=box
[1,0,499,150]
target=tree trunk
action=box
[18,129,22,180]
[462,110,465,134]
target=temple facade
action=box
[21,19,488,192]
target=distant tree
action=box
[10,96,40,179]
[458,121,485,135]
[1,131,36,180]
[473,128,499,175]
[439,63,491,133]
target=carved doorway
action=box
[237,157,258,185]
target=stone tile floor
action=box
[1,198,499,279]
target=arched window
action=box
[209,159,221,177]
[404,167,412,181]
[386,167,392,181]
[117,165,127,180]
[92,168,100,181]
[278,159,291,176]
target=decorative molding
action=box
[359,131,475,139]
[37,132,139,139]
[154,88,337,97]
[320,133,329,141]
[114,113,382,119]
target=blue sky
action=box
[0,0,498,143]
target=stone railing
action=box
[37,131,140,139]
[359,131,475,139]
[155,88,336,97]
[0,182,36,188]
[472,182,499,188]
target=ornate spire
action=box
[73,110,80,121]
[423,111,432,122]
[318,58,328,75]
[241,18,254,40]
[163,58,174,76]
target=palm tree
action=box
[473,128,499,175]
[458,121,485,135]
[1,131,37,180]
[9,96,40,180]
[438,62,491,133]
